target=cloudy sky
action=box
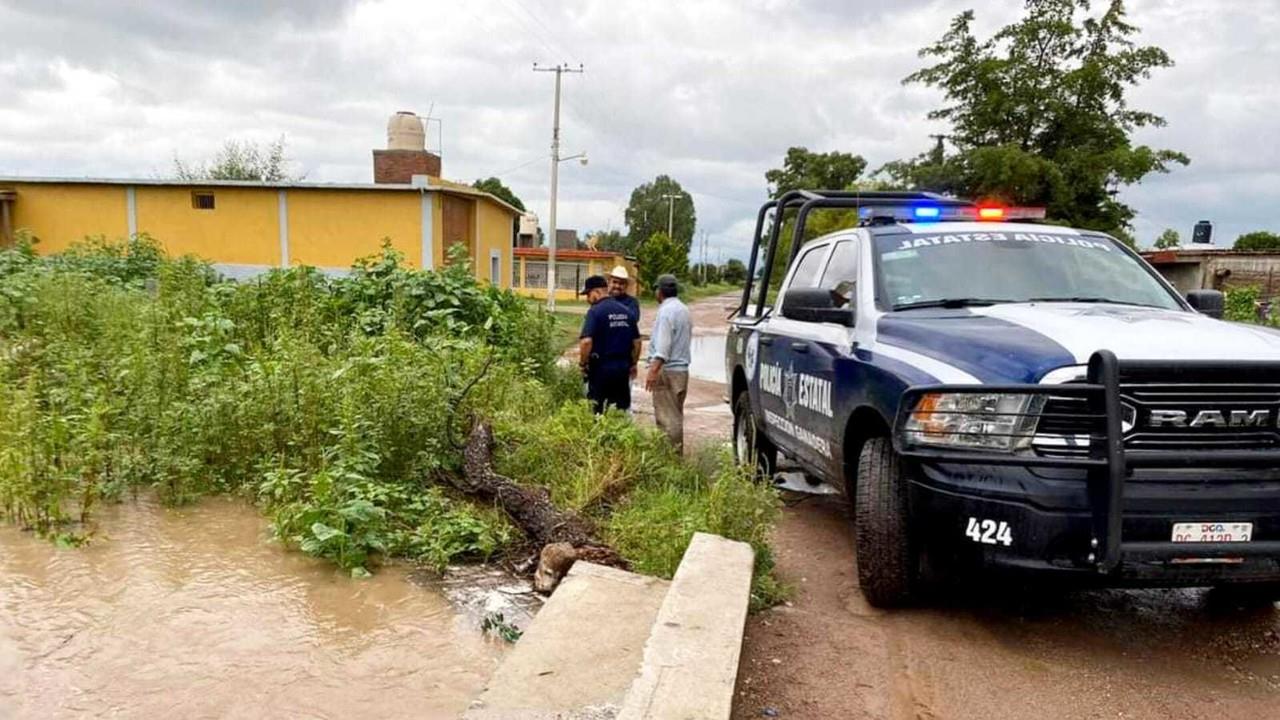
[1,0,1277,260]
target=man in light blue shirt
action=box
[644,274,693,452]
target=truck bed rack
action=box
[739,190,977,319]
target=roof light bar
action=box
[857,205,1047,224]
[996,207,1047,220]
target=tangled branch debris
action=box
[455,422,626,592]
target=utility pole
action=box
[701,231,708,284]
[534,62,584,311]
[661,193,680,239]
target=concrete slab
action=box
[465,562,669,720]
[618,533,755,720]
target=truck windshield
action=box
[874,230,1182,311]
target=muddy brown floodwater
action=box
[0,496,506,719]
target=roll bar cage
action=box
[736,190,973,318]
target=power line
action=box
[490,154,547,178]
[506,0,564,50]
[496,0,563,59]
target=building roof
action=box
[0,175,522,216]
[515,246,636,262]
[1142,247,1280,264]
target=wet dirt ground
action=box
[648,292,1280,720]
[0,496,509,719]
[629,292,735,444]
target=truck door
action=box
[756,243,835,470]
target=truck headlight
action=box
[902,392,1045,452]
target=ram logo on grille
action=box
[1146,409,1272,428]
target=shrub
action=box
[0,236,780,598]
[498,404,784,606]
[1218,283,1269,325]
[1233,231,1280,251]
[0,237,554,562]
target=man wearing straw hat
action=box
[608,265,640,322]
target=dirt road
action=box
[648,292,1280,720]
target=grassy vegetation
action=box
[1225,286,1278,326]
[679,281,740,304]
[0,233,781,603]
[496,402,783,609]
[547,308,585,351]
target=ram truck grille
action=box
[1034,383,1280,458]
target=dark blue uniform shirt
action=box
[615,293,640,323]
[581,297,639,374]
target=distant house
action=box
[514,222,581,251]
[0,112,521,288]
[516,213,540,248]
[555,229,580,249]
[1142,247,1280,299]
[512,247,639,301]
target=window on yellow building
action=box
[524,261,547,288]
[191,192,215,210]
[555,262,588,291]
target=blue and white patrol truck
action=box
[726,190,1280,607]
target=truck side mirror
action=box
[1186,289,1224,319]
[780,287,854,326]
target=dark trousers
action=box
[587,367,631,414]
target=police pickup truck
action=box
[726,190,1280,607]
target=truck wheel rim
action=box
[736,414,752,464]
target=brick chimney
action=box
[373,111,441,183]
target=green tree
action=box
[760,153,877,285]
[591,229,628,254]
[721,258,747,285]
[173,136,303,182]
[636,232,687,295]
[765,147,868,198]
[624,176,696,255]
[1153,228,1180,249]
[472,177,526,212]
[881,0,1188,240]
[689,263,722,286]
[1234,231,1280,251]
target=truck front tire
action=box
[854,436,919,608]
[733,392,776,479]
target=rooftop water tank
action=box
[387,111,425,151]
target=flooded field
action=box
[0,496,506,719]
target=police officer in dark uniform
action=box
[578,275,640,413]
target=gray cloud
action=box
[1,0,1277,259]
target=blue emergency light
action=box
[856,204,1046,224]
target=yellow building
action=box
[0,111,523,284]
[0,176,520,284]
[512,247,640,301]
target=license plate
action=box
[1171,522,1253,543]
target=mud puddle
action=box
[0,496,507,719]
[689,333,727,384]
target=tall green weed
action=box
[498,403,784,606]
[0,236,780,600]
[0,237,558,573]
